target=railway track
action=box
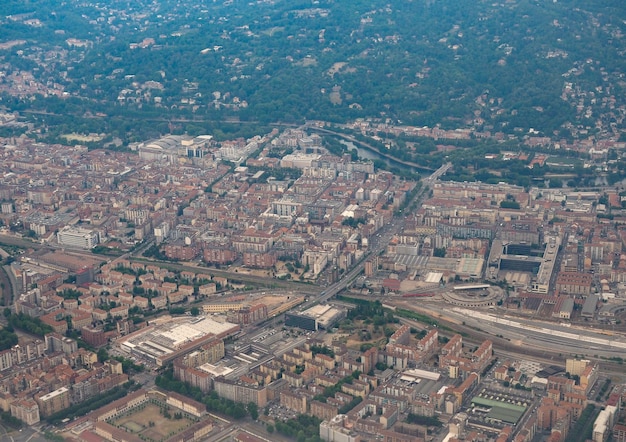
[339,293,626,382]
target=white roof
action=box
[39,387,69,401]
[425,272,443,283]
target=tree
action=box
[0,328,18,351]
[500,200,520,209]
[97,348,109,363]
[267,424,274,434]
[406,413,442,427]
[549,178,563,189]
[190,306,200,316]
[247,402,259,420]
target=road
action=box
[0,424,47,442]
[299,163,451,310]
[0,162,450,308]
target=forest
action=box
[0,0,625,144]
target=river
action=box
[339,139,426,174]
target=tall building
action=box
[81,326,108,347]
[236,304,268,325]
[179,340,225,367]
[57,226,99,249]
[35,387,70,417]
[45,333,78,355]
[213,377,267,407]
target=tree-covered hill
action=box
[1,0,625,138]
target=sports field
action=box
[110,403,194,441]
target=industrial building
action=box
[118,316,239,366]
[285,304,346,331]
[285,313,317,331]
[582,294,599,319]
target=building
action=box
[10,398,40,425]
[165,391,206,417]
[311,400,339,421]
[40,312,69,334]
[94,421,145,442]
[593,405,618,442]
[557,297,575,319]
[45,333,78,355]
[81,326,108,347]
[236,304,268,325]
[91,388,213,442]
[285,312,317,331]
[235,433,268,442]
[580,363,599,395]
[57,226,100,249]
[582,294,599,318]
[286,305,346,331]
[93,390,150,422]
[164,242,199,261]
[35,387,70,417]
[566,359,591,377]
[242,251,277,268]
[174,363,212,393]
[439,335,492,379]
[0,340,45,371]
[203,248,237,265]
[436,221,494,240]
[555,272,593,296]
[173,338,226,390]
[320,414,360,442]
[179,339,225,367]
[203,302,244,314]
[213,377,267,407]
[118,317,238,366]
[280,390,308,414]
[614,423,626,442]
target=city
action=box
[0,120,624,442]
[1,1,626,441]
